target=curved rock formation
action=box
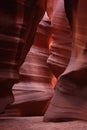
[0,0,46,114]
[1,13,54,116]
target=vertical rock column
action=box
[44,0,87,122]
[4,13,54,116]
[47,0,72,78]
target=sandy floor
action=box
[0,116,87,130]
